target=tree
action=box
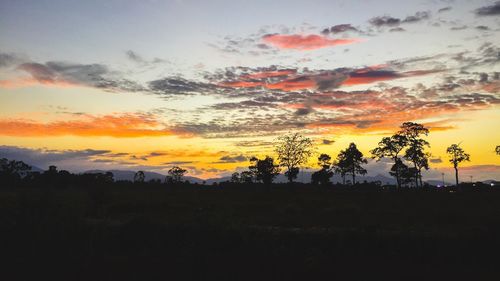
[405,148,430,188]
[332,159,348,185]
[104,171,114,183]
[496,145,500,155]
[389,158,416,188]
[446,144,470,186]
[275,133,314,183]
[240,171,254,183]
[370,134,407,188]
[167,166,187,183]
[230,172,241,183]
[399,122,429,188]
[134,171,145,183]
[0,158,32,185]
[249,156,280,185]
[337,143,367,185]
[311,154,334,185]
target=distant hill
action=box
[65,169,500,186]
[82,169,399,184]
[83,169,205,183]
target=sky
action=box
[0,0,499,182]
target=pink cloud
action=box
[262,34,361,50]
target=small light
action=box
[437,185,441,188]
[491,183,495,187]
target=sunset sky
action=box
[0,0,499,182]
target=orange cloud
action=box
[0,113,185,138]
[262,34,361,50]
[219,81,265,88]
[266,77,316,91]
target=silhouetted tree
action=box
[337,143,367,185]
[370,134,407,188]
[275,133,314,183]
[230,172,241,183]
[399,122,429,188]
[0,158,32,185]
[249,156,280,185]
[311,154,333,185]
[405,148,430,188]
[389,158,415,187]
[332,159,348,185]
[167,166,187,183]
[446,143,470,186]
[134,171,145,183]
[240,171,254,183]
[104,171,114,183]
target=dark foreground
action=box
[1,185,500,280]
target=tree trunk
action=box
[414,163,419,188]
[395,157,401,189]
[455,167,459,186]
[419,170,423,188]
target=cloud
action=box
[0,52,25,68]
[369,16,401,27]
[402,11,431,23]
[430,157,443,163]
[163,161,196,165]
[216,154,248,163]
[294,107,314,116]
[0,145,110,169]
[125,50,165,65]
[322,139,335,145]
[438,7,452,13]
[321,24,360,35]
[0,112,183,138]
[125,50,144,63]
[389,27,406,32]
[475,1,500,16]
[262,34,361,50]
[213,64,441,93]
[15,61,144,92]
[148,152,167,157]
[148,77,216,96]
[475,25,490,31]
[450,25,467,31]
[369,11,430,27]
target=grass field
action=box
[1,185,500,280]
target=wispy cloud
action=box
[369,11,431,27]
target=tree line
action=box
[231,122,493,187]
[1,121,498,188]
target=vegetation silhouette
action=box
[311,154,334,186]
[446,143,471,186]
[371,133,407,188]
[335,142,367,185]
[248,156,281,185]
[133,170,145,183]
[166,166,187,184]
[275,132,314,183]
[399,122,430,188]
